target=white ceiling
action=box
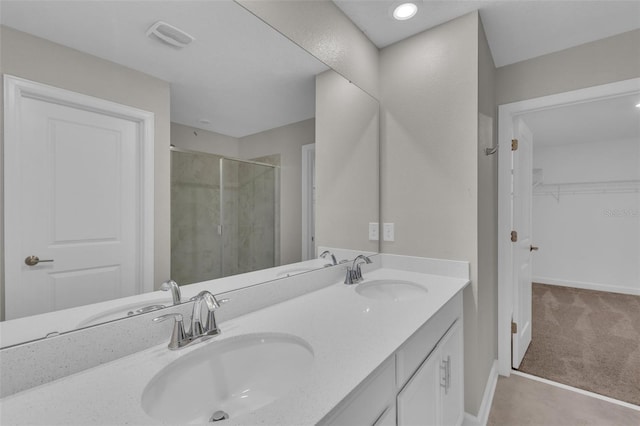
[0,0,328,138]
[521,93,640,147]
[333,0,640,67]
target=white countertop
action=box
[0,267,469,425]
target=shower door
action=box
[220,157,279,277]
[171,150,279,284]
[171,150,224,284]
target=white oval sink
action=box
[77,298,172,328]
[356,279,428,301]
[141,333,314,424]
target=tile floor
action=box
[487,374,640,426]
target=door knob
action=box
[24,255,54,266]
[529,245,539,252]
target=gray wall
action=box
[0,26,172,319]
[240,118,315,265]
[316,70,379,254]
[497,29,640,105]
[236,0,380,99]
[476,16,498,415]
[171,123,240,158]
[379,12,488,415]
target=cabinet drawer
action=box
[320,357,396,426]
[396,292,462,389]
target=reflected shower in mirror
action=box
[0,0,379,348]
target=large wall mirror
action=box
[0,0,379,348]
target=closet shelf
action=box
[533,179,640,201]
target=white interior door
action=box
[511,118,534,368]
[4,77,152,320]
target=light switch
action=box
[368,222,379,241]
[383,223,395,242]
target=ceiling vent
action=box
[146,21,194,48]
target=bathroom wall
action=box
[171,123,240,158]
[0,26,172,319]
[315,69,380,254]
[379,12,495,416]
[239,118,315,265]
[235,0,380,99]
[532,138,640,295]
[476,16,499,414]
[497,28,640,105]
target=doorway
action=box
[498,78,640,405]
[3,76,155,320]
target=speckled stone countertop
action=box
[0,264,469,425]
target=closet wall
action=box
[532,138,640,295]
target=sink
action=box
[356,279,428,301]
[141,333,314,424]
[76,298,172,328]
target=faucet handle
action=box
[153,313,188,350]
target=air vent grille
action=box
[146,21,194,48]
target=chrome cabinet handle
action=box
[24,255,54,266]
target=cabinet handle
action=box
[440,356,451,394]
[446,355,451,394]
[440,359,448,390]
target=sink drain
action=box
[209,411,229,422]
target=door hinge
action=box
[511,321,518,334]
[511,139,518,151]
[510,230,518,242]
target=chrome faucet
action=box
[344,254,372,284]
[153,290,227,350]
[190,291,226,339]
[160,279,182,304]
[319,250,338,266]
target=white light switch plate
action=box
[368,222,379,241]
[383,223,394,242]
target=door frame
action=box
[301,143,315,260]
[497,77,640,377]
[3,75,156,301]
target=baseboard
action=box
[463,360,499,426]
[533,277,640,296]
[511,371,640,412]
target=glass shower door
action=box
[220,158,279,277]
[170,150,223,284]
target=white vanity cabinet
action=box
[397,320,464,426]
[321,292,464,426]
[320,357,397,426]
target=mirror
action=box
[0,0,379,347]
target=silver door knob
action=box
[530,245,539,252]
[24,256,54,266]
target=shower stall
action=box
[171,148,280,284]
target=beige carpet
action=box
[518,283,640,406]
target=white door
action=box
[511,118,534,368]
[4,77,153,320]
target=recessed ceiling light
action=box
[393,3,418,21]
[636,103,640,108]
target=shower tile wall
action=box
[171,151,223,284]
[172,151,280,284]
[237,155,279,274]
